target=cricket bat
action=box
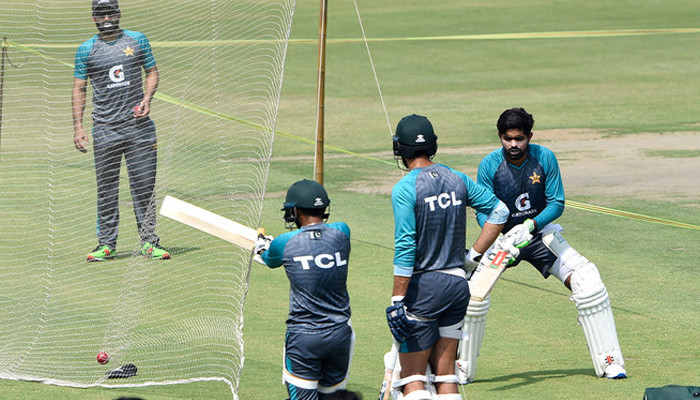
[159,195,264,251]
[468,248,510,302]
[378,342,399,400]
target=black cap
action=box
[283,179,330,210]
[92,0,120,14]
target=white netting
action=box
[0,1,295,398]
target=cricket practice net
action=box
[0,1,295,398]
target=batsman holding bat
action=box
[255,179,354,400]
[72,0,168,261]
[458,107,627,382]
[386,114,512,400]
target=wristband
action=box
[525,219,535,232]
[467,247,483,262]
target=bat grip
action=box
[257,227,266,239]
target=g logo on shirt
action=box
[515,192,531,211]
[293,252,347,270]
[109,65,125,83]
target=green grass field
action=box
[1,0,699,399]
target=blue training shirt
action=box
[476,144,565,232]
[261,222,351,333]
[74,30,156,124]
[392,163,504,277]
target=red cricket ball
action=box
[97,352,110,364]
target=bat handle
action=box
[257,227,266,239]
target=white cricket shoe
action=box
[604,364,627,379]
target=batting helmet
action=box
[282,179,330,228]
[393,114,438,160]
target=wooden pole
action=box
[0,37,7,157]
[313,0,328,185]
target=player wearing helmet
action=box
[386,114,511,400]
[255,179,354,400]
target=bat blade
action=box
[159,195,259,250]
[379,343,398,400]
[468,249,509,301]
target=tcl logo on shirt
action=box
[293,252,347,270]
[424,191,462,211]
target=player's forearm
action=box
[71,82,87,129]
[533,201,564,230]
[471,222,504,254]
[261,238,284,268]
[142,67,159,105]
[391,275,411,298]
[537,157,565,228]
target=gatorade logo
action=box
[106,64,131,89]
[515,192,531,211]
[109,64,125,82]
[293,252,348,270]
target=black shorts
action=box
[508,232,558,278]
[284,322,354,389]
[401,270,469,352]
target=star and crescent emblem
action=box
[123,46,134,57]
[529,172,541,184]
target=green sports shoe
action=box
[142,242,170,260]
[87,245,115,262]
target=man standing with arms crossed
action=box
[72,0,169,261]
[459,107,626,381]
[386,114,512,400]
[255,179,354,400]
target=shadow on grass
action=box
[107,246,199,260]
[476,368,593,391]
[499,277,644,316]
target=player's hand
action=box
[73,127,89,153]
[386,297,415,343]
[465,247,483,278]
[133,101,150,118]
[254,234,273,255]
[494,235,521,266]
[504,219,535,249]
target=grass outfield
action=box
[2,0,699,399]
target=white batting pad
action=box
[570,262,625,377]
[434,394,463,400]
[456,296,490,384]
[400,390,433,400]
